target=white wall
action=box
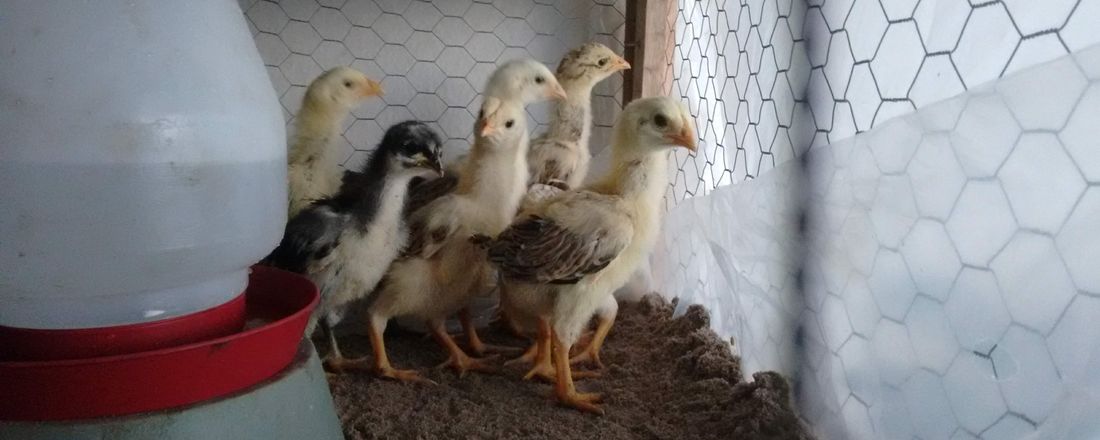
[658,1,1100,439]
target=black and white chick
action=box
[264,121,443,373]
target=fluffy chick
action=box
[396,59,566,353]
[368,96,541,382]
[477,97,697,414]
[500,43,631,366]
[287,66,383,218]
[265,121,443,373]
[527,42,630,193]
[404,58,566,218]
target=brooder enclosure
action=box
[242,0,1100,438]
[1,0,1096,439]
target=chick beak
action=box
[612,57,631,71]
[547,84,568,100]
[431,159,445,177]
[477,118,494,137]
[664,126,697,152]
[361,79,384,98]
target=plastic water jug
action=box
[0,0,286,329]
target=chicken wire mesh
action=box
[657,0,1100,439]
[240,0,626,171]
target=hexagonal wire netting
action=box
[243,0,1100,438]
[663,1,1100,439]
[241,0,626,170]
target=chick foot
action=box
[376,365,436,385]
[435,352,499,378]
[568,346,605,370]
[570,313,614,370]
[519,342,599,382]
[552,328,605,415]
[430,319,500,378]
[525,363,601,382]
[556,390,605,415]
[322,355,371,374]
[460,308,522,356]
[504,343,539,367]
[365,312,435,385]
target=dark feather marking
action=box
[481,215,618,284]
[263,121,443,279]
[404,174,458,218]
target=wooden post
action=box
[624,0,676,104]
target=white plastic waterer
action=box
[0,0,286,329]
[0,2,343,437]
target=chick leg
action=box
[460,308,522,356]
[520,317,555,382]
[509,318,599,382]
[570,300,617,369]
[551,328,604,415]
[504,341,538,367]
[320,316,370,374]
[367,312,434,384]
[429,319,498,378]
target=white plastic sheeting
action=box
[657,0,1100,438]
[656,44,1100,440]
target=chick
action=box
[264,121,443,373]
[500,43,631,366]
[287,66,383,218]
[363,99,530,381]
[395,59,567,355]
[527,42,630,193]
[403,57,567,221]
[483,58,569,103]
[477,97,697,414]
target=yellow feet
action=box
[569,345,604,370]
[556,390,604,414]
[434,351,499,378]
[430,319,499,378]
[322,355,371,374]
[552,328,605,415]
[365,313,434,384]
[505,342,538,367]
[570,314,614,370]
[522,354,556,382]
[376,365,436,385]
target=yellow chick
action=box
[287,67,382,218]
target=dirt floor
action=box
[323,295,813,440]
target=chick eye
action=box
[478,109,484,119]
[505,119,515,128]
[535,76,545,84]
[654,114,668,128]
[598,58,608,66]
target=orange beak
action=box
[664,125,697,152]
[360,78,384,98]
[547,83,567,100]
[476,118,494,137]
[612,57,631,71]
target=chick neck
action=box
[541,78,597,147]
[332,151,418,225]
[590,133,669,208]
[288,96,351,166]
[456,120,531,231]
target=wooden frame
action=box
[624,0,676,104]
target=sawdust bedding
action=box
[322,295,813,440]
